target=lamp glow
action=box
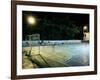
[27,16,36,25]
[83,26,87,30]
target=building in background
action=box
[83,26,89,41]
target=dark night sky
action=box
[22,11,89,40]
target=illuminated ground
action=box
[22,43,89,69]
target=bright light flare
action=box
[83,26,87,30]
[27,16,36,25]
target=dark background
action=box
[22,11,89,40]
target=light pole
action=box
[83,26,87,32]
[27,16,37,57]
[27,16,50,67]
[27,16,36,25]
[83,26,88,41]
